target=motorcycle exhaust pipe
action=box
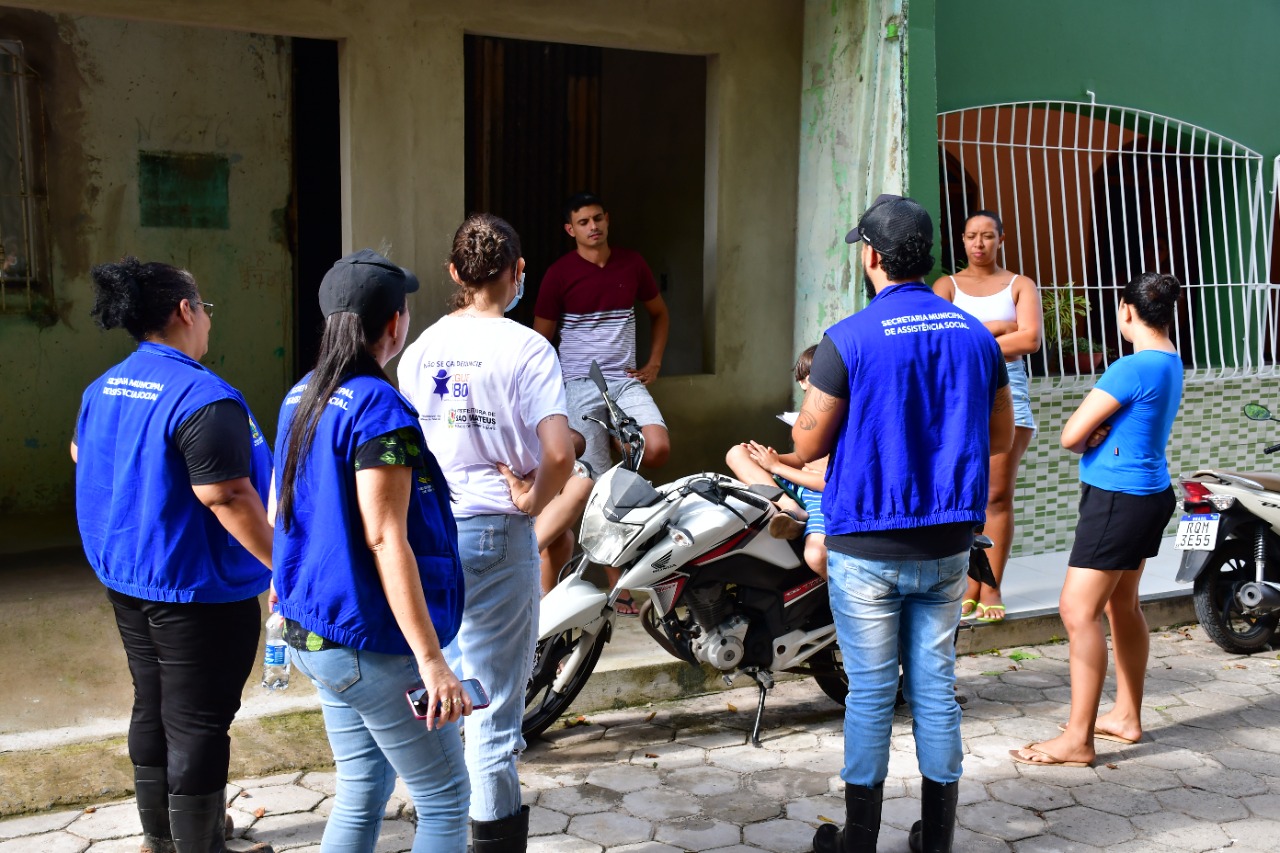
[1237,581,1280,614]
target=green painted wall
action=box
[0,10,292,517]
[904,0,940,239]
[935,0,1280,166]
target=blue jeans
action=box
[827,550,967,786]
[446,513,540,822]
[291,647,469,852]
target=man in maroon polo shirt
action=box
[534,192,671,615]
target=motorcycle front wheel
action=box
[1193,539,1280,654]
[522,621,612,740]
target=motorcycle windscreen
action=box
[604,468,663,521]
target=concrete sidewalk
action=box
[0,537,1194,816]
[2,623,1277,852]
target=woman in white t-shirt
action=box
[398,214,574,850]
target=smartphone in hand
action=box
[406,678,490,719]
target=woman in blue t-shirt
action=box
[1012,272,1182,770]
[273,251,471,851]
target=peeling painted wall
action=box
[0,9,292,515]
[793,0,908,367]
[1,0,804,524]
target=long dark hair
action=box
[277,305,402,532]
[448,213,521,310]
[90,256,197,341]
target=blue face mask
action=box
[504,272,525,313]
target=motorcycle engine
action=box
[691,614,750,670]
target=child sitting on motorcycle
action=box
[726,345,829,579]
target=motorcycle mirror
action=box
[589,361,609,396]
[1243,403,1276,421]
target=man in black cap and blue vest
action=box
[793,194,1013,853]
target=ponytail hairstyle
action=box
[1122,272,1182,333]
[448,213,521,310]
[89,256,198,341]
[277,289,406,532]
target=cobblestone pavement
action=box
[2,625,1278,852]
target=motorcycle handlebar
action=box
[1265,442,1280,455]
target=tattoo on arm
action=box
[795,409,818,431]
[994,387,1011,414]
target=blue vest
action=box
[272,373,464,655]
[75,342,273,603]
[823,282,1003,535]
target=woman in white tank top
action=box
[933,210,1042,623]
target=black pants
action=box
[108,589,261,795]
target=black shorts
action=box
[1068,483,1176,571]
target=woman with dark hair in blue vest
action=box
[73,257,276,853]
[272,250,471,852]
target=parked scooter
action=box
[524,363,847,746]
[1175,402,1280,653]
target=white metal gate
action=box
[937,101,1275,383]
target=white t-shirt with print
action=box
[398,315,567,518]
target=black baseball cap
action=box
[844,193,933,256]
[318,249,420,319]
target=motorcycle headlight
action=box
[579,505,643,565]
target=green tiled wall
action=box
[1012,374,1275,557]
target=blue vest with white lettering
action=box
[75,342,273,603]
[272,373,464,655]
[823,282,1003,535]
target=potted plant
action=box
[1040,287,1098,373]
[1067,336,1108,373]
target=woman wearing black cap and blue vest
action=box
[73,257,275,853]
[272,250,471,852]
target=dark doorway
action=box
[1084,138,1202,367]
[290,37,341,380]
[464,37,601,329]
[938,149,979,275]
[464,35,707,375]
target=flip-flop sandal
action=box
[959,598,980,618]
[974,604,1007,623]
[1056,723,1140,745]
[1009,742,1093,768]
[614,595,640,617]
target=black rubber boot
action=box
[811,782,883,852]
[134,766,174,853]
[169,790,274,853]
[907,778,959,853]
[471,805,530,852]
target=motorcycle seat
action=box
[1192,468,1280,494]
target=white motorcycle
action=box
[523,363,847,746]
[1175,402,1280,653]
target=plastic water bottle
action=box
[262,607,290,690]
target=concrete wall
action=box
[2,0,803,523]
[793,0,909,375]
[0,8,292,515]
